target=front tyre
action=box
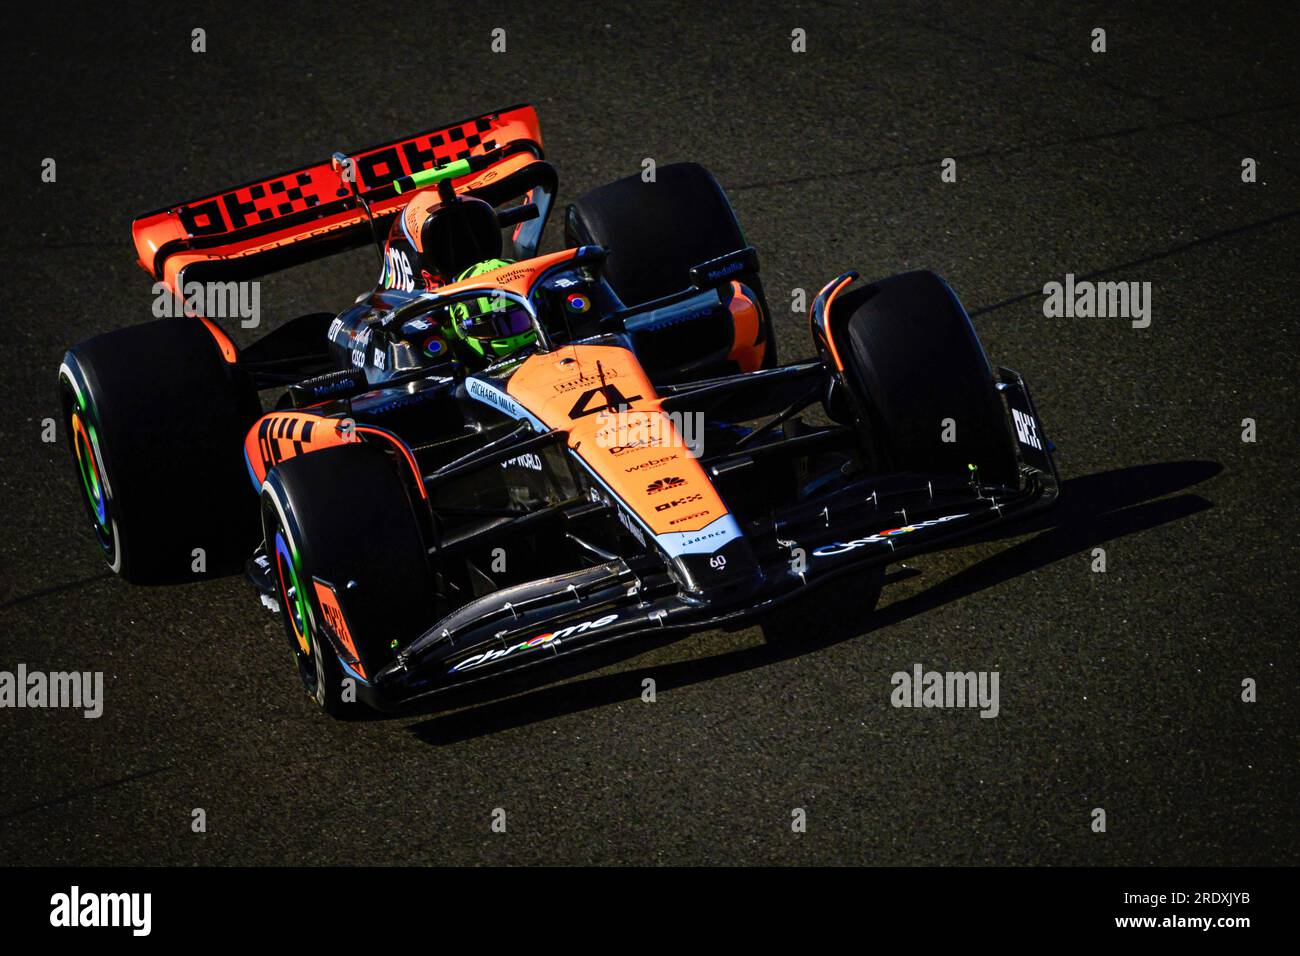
[260,443,436,717]
[836,271,1019,487]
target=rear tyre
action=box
[58,318,262,583]
[260,443,436,717]
[837,271,1018,486]
[566,162,776,365]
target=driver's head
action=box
[447,259,537,360]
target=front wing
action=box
[367,366,1057,709]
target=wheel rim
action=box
[273,531,312,658]
[69,406,115,557]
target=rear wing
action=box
[133,104,544,294]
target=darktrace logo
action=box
[654,493,702,512]
[646,476,685,495]
[606,435,665,456]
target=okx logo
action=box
[1011,409,1042,450]
[655,493,702,512]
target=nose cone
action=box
[671,535,763,604]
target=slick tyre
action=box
[566,162,776,365]
[58,318,262,583]
[838,271,1018,486]
[260,443,435,717]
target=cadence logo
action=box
[50,886,151,936]
[449,614,619,673]
[812,513,969,557]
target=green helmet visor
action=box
[453,301,534,342]
[448,260,537,359]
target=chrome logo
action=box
[813,513,969,557]
[449,614,618,673]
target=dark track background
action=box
[1,1,1295,865]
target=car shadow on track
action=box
[402,460,1221,745]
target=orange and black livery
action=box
[57,104,1058,717]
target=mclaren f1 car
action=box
[58,104,1058,715]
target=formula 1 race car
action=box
[58,104,1058,716]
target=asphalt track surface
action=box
[0,2,1296,866]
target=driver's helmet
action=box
[447,259,536,359]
